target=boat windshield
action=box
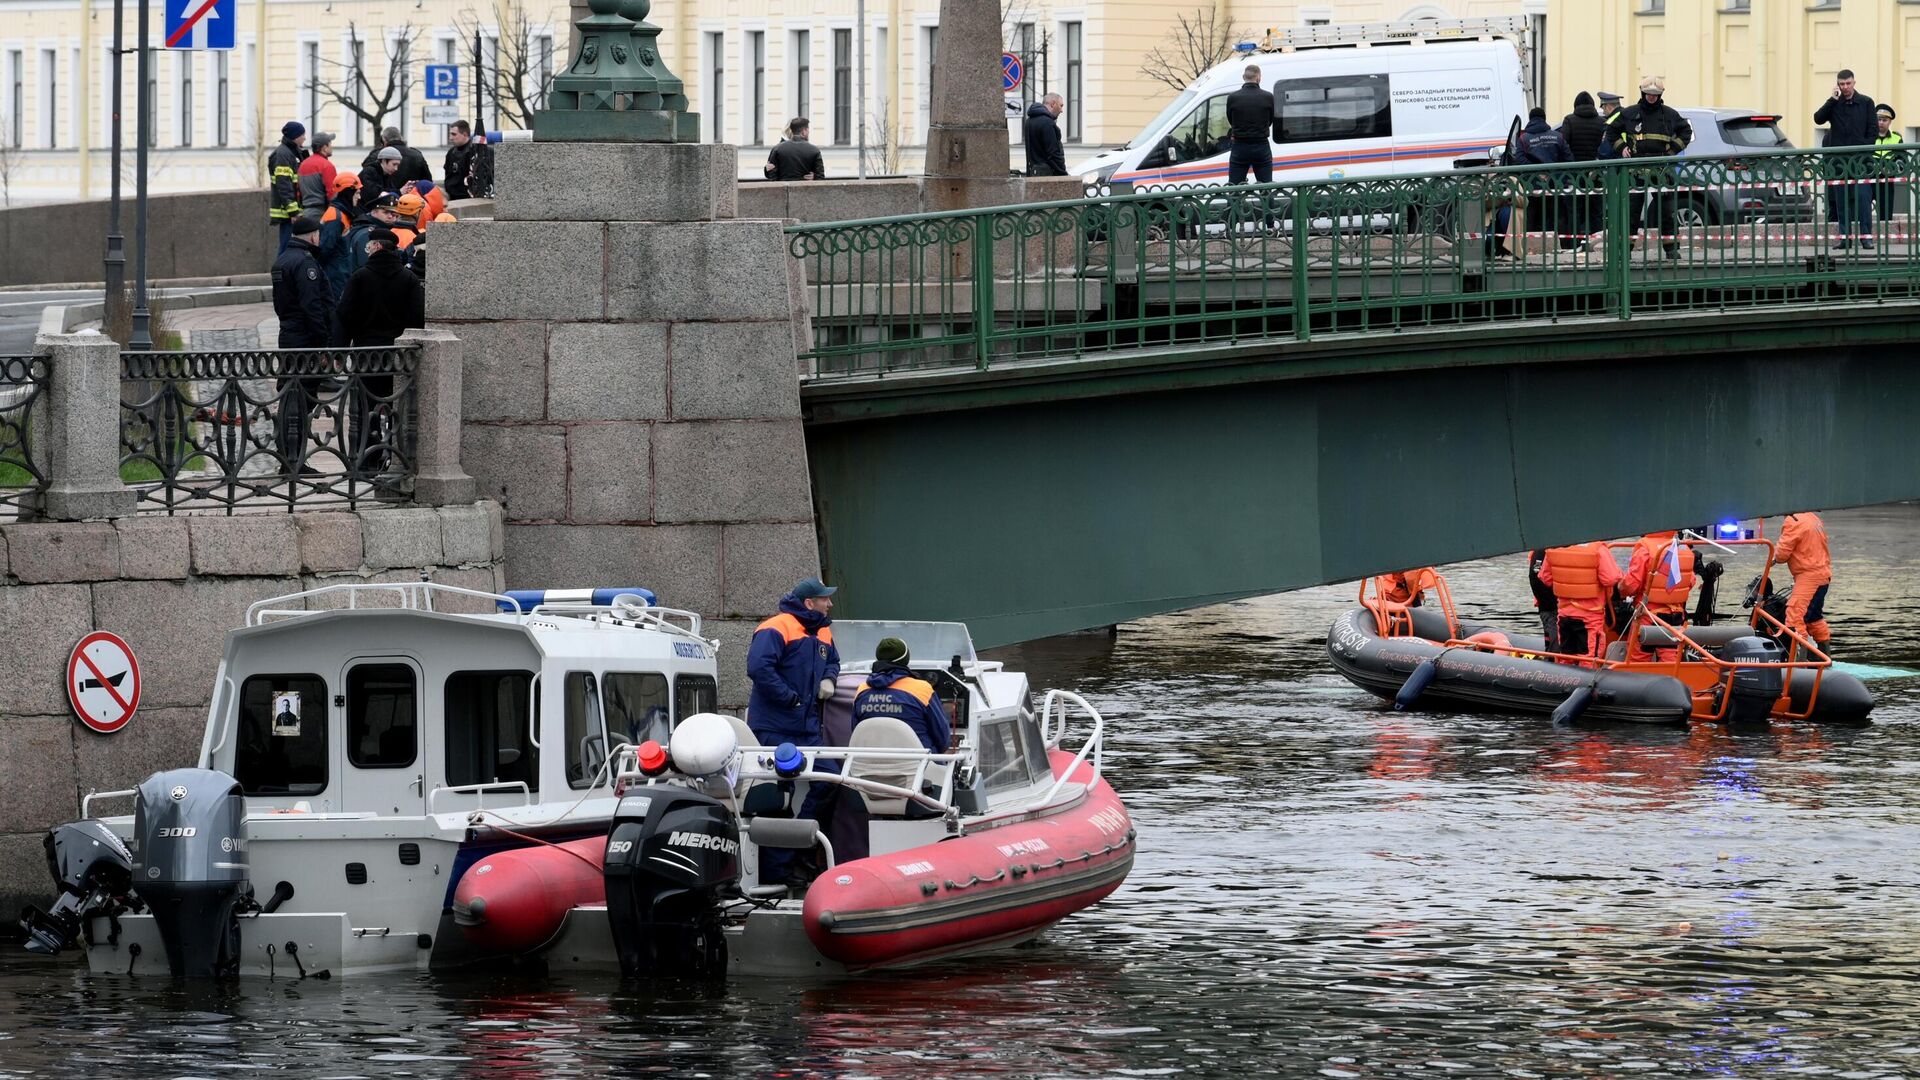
[834,621,978,669]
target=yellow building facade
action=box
[0,0,1899,207]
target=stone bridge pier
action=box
[429,142,821,706]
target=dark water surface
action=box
[4,508,1919,1078]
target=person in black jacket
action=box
[358,146,407,212]
[1609,77,1693,259]
[267,121,308,257]
[1559,92,1610,250]
[1225,64,1276,185]
[442,120,478,200]
[1814,69,1880,249]
[333,229,426,474]
[270,216,332,473]
[1024,95,1067,176]
[360,126,434,184]
[764,118,826,180]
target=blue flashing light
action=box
[1716,521,1743,538]
[773,742,806,778]
[497,586,659,612]
[1234,40,1257,52]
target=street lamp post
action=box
[131,0,152,351]
[103,0,126,327]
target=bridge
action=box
[793,146,1920,646]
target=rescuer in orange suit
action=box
[1374,568,1436,606]
[1773,512,1834,650]
[1535,542,1623,663]
[1621,531,1696,662]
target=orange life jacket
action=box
[1544,545,1602,601]
[392,226,419,250]
[320,204,348,227]
[1638,536,1696,610]
[755,611,834,647]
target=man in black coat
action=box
[1559,91,1610,249]
[1024,94,1067,176]
[1814,68,1879,249]
[442,120,478,200]
[358,146,407,211]
[333,229,426,474]
[1224,65,1276,185]
[270,216,332,473]
[361,126,433,185]
[267,121,309,257]
[1609,77,1694,259]
[764,118,826,180]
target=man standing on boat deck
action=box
[1621,531,1697,662]
[853,637,952,753]
[747,578,843,886]
[1536,542,1623,664]
[1773,513,1834,652]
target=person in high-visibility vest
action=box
[1874,104,1904,224]
[1535,542,1623,663]
[1621,531,1696,662]
[1773,513,1834,651]
[1373,568,1436,607]
[266,121,309,257]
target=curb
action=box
[37,285,274,336]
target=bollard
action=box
[400,328,479,507]
[33,331,136,521]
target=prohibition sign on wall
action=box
[67,631,142,734]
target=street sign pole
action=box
[103,0,125,329]
[131,0,151,351]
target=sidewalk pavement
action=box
[166,302,277,348]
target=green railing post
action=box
[1291,187,1312,342]
[1605,162,1631,321]
[972,213,994,370]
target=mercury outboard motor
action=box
[19,820,136,955]
[1719,636,1786,724]
[134,768,251,977]
[602,785,741,979]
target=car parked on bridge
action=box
[1672,108,1816,226]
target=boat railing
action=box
[1358,569,1460,640]
[1038,689,1106,805]
[522,600,710,642]
[427,780,534,814]
[614,743,969,819]
[246,582,525,625]
[80,788,138,818]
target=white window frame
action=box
[917,21,938,142]
[69,45,81,149]
[38,45,57,149]
[386,29,412,142]
[872,23,889,121]
[209,47,229,146]
[173,50,195,147]
[343,31,371,149]
[298,34,323,137]
[433,34,457,146]
[828,21,853,147]
[534,33,553,113]
[1059,18,1083,144]
[700,26,725,143]
[787,26,811,129]
[742,25,765,145]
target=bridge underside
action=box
[803,307,1920,648]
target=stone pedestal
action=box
[34,332,136,522]
[924,0,1014,212]
[429,140,820,708]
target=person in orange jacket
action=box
[1536,542,1623,663]
[1773,512,1833,649]
[1373,567,1436,607]
[1621,531,1696,662]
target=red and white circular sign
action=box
[66,631,142,734]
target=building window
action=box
[1063,21,1082,143]
[177,52,195,146]
[874,26,888,114]
[39,49,56,148]
[214,50,229,146]
[706,31,725,142]
[791,30,811,123]
[243,41,254,144]
[435,38,455,143]
[349,38,366,146]
[101,45,115,145]
[6,52,22,149]
[1640,0,1665,11]
[535,35,553,110]
[1014,22,1035,109]
[302,41,320,136]
[69,47,80,150]
[1721,0,1749,8]
[483,35,500,134]
[392,34,411,140]
[921,25,938,138]
[145,61,157,147]
[832,28,852,144]
[748,30,764,143]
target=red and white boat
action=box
[453,621,1135,977]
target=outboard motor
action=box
[18,820,136,955]
[1719,636,1785,724]
[133,768,251,977]
[603,714,743,979]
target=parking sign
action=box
[425,64,459,101]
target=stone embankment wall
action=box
[0,503,506,922]
[0,191,277,287]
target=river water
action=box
[3,508,1918,1078]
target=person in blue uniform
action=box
[852,637,951,752]
[746,577,842,888]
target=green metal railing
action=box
[787,144,1920,378]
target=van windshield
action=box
[1126,88,1198,150]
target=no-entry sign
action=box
[67,632,142,734]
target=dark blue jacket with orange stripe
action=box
[746,595,840,740]
[853,665,950,753]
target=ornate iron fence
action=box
[793,144,1920,377]
[120,346,420,515]
[1,354,49,518]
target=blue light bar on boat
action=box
[1717,521,1743,538]
[497,587,659,612]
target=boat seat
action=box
[848,717,949,818]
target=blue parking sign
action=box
[425,64,459,101]
[164,0,234,50]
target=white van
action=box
[1072,21,1529,192]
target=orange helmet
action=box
[330,172,362,195]
[433,212,458,223]
[394,191,427,218]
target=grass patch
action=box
[2,452,213,488]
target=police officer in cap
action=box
[852,637,952,753]
[269,216,332,474]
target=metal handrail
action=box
[247,582,524,625]
[1038,689,1105,804]
[523,601,709,641]
[81,788,138,818]
[428,780,533,813]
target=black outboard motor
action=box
[1720,636,1786,724]
[133,768,251,977]
[603,787,741,979]
[19,820,136,955]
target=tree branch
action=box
[1138,9,1248,93]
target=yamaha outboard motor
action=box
[603,786,741,979]
[19,820,136,955]
[133,768,251,977]
[1720,636,1786,724]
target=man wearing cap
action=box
[853,638,952,753]
[747,578,843,887]
[266,121,309,256]
[1815,69,1879,249]
[343,192,407,277]
[1608,77,1692,259]
[358,145,407,211]
[316,173,361,300]
[295,131,338,220]
[269,215,332,474]
[1595,91,1624,160]
[1873,104,1904,227]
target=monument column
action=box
[923,0,1015,211]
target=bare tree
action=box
[863,96,904,176]
[311,22,425,136]
[0,120,22,207]
[1139,9,1250,93]
[453,2,559,132]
